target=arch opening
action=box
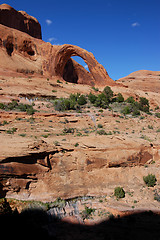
[71,56,90,73]
[54,44,113,87]
[63,56,90,84]
[63,58,78,83]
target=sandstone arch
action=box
[53,44,115,86]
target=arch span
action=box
[52,44,115,86]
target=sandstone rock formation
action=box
[53,44,115,86]
[118,70,160,93]
[0,4,115,87]
[0,4,160,217]
[0,4,42,39]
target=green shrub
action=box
[0,103,5,109]
[155,113,160,118]
[92,86,99,92]
[57,79,62,83]
[54,93,87,111]
[143,174,157,187]
[114,187,125,199]
[132,108,140,116]
[126,96,135,104]
[94,93,109,109]
[54,98,76,111]
[103,86,113,102]
[53,197,66,208]
[97,123,103,128]
[26,107,35,115]
[121,106,132,115]
[116,93,124,103]
[7,100,18,110]
[42,134,49,138]
[81,206,95,220]
[139,97,150,113]
[6,128,17,134]
[88,92,97,104]
[69,93,80,102]
[74,142,79,147]
[77,95,87,105]
[63,127,74,134]
[97,129,107,135]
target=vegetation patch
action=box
[0,100,36,115]
[53,86,151,117]
[114,187,125,199]
[81,206,96,220]
[143,174,157,187]
[6,128,17,134]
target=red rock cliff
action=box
[0,3,42,39]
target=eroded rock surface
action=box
[0,4,42,39]
[0,4,160,216]
[0,4,115,87]
[53,44,115,86]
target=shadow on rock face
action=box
[1,200,160,240]
[63,59,78,84]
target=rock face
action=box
[1,4,160,212]
[118,70,160,93]
[63,58,95,86]
[0,4,115,87]
[0,4,42,39]
[0,133,160,201]
[53,44,115,86]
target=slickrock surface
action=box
[0,4,160,226]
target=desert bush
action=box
[81,206,95,220]
[26,106,35,115]
[148,125,153,129]
[125,96,135,103]
[6,128,17,134]
[54,93,87,111]
[94,93,109,109]
[0,100,36,115]
[139,97,150,113]
[121,101,141,116]
[143,174,157,187]
[18,103,35,115]
[103,86,113,102]
[63,127,74,134]
[92,86,99,91]
[69,93,80,102]
[54,98,76,111]
[97,129,107,135]
[116,93,124,103]
[114,187,125,199]
[7,100,18,110]
[97,123,103,128]
[0,103,5,109]
[154,191,160,202]
[132,108,140,116]
[77,95,87,105]
[88,92,97,104]
[121,105,132,115]
[155,113,160,118]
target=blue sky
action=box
[2,0,160,79]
